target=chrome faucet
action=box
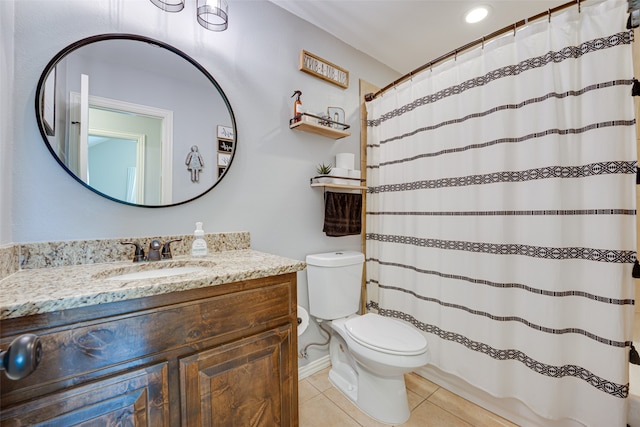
[121,238,181,262]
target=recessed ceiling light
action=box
[465,6,489,24]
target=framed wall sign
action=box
[218,139,233,153]
[217,125,234,141]
[216,125,234,177]
[299,50,349,89]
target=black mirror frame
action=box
[35,33,237,208]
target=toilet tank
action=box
[306,251,365,320]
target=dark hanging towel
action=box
[323,191,362,237]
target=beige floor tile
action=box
[323,386,389,427]
[299,369,516,427]
[399,400,472,427]
[406,388,426,412]
[405,372,439,398]
[299,394,361,427]
[427,388,518,427]
[298,379,322,404]
[306,367,333,392]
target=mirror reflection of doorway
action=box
[69,90,173,204]
[87,131,145,204]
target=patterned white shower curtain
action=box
[366,1,636,425]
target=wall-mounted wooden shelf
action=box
[290,113,351,140]
[310,175,366,190]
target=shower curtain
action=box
[366,1,636,425]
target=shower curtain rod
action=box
[365,0,582,101]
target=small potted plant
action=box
[316,163,332,176]
[315,163,333,184]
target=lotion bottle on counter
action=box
[191,222,208,257]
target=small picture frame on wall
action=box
[217,125,234,141]
[218,139,233,153]
[218,152,231,167]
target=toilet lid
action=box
[345,313,428,356]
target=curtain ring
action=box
[577,0,581,13]
[481,37,485,49]
[548,9,551,23]
[513,23,516,36]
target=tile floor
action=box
[299,368,518,427]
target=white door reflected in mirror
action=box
[69,92,172,205]
[87,132,145,205]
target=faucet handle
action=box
[162,239,182,259]
[121,241,145,262]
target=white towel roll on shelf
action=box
[336,153,355,170]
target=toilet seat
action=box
[345,313,427,356]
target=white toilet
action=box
[306,251,430,425]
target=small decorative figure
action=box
[185,145,204,183]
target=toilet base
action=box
[328,366,357,402]
[327,324,411,425]
[329,364,410,425]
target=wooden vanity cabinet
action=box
[0,273,298,427]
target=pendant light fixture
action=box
[150,0,229,32]
[150,0,185,13]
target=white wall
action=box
[9,0,399,365]
[0,0,15,246]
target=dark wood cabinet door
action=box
[0,362,169,427]
[180,325,296,427]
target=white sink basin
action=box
[105,266,208,281]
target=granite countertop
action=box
[0,250,306,320]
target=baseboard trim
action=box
[298,355,331,380]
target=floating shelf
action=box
[290,113,351,140]
[310,175,366,190]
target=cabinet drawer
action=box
[1,279,292,406]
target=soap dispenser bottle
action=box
[292,90,302,122]
[191,222,208,257]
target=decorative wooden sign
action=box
[299,50,349,89]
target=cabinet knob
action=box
[1,334,42,380]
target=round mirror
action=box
[35,34,237,207]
